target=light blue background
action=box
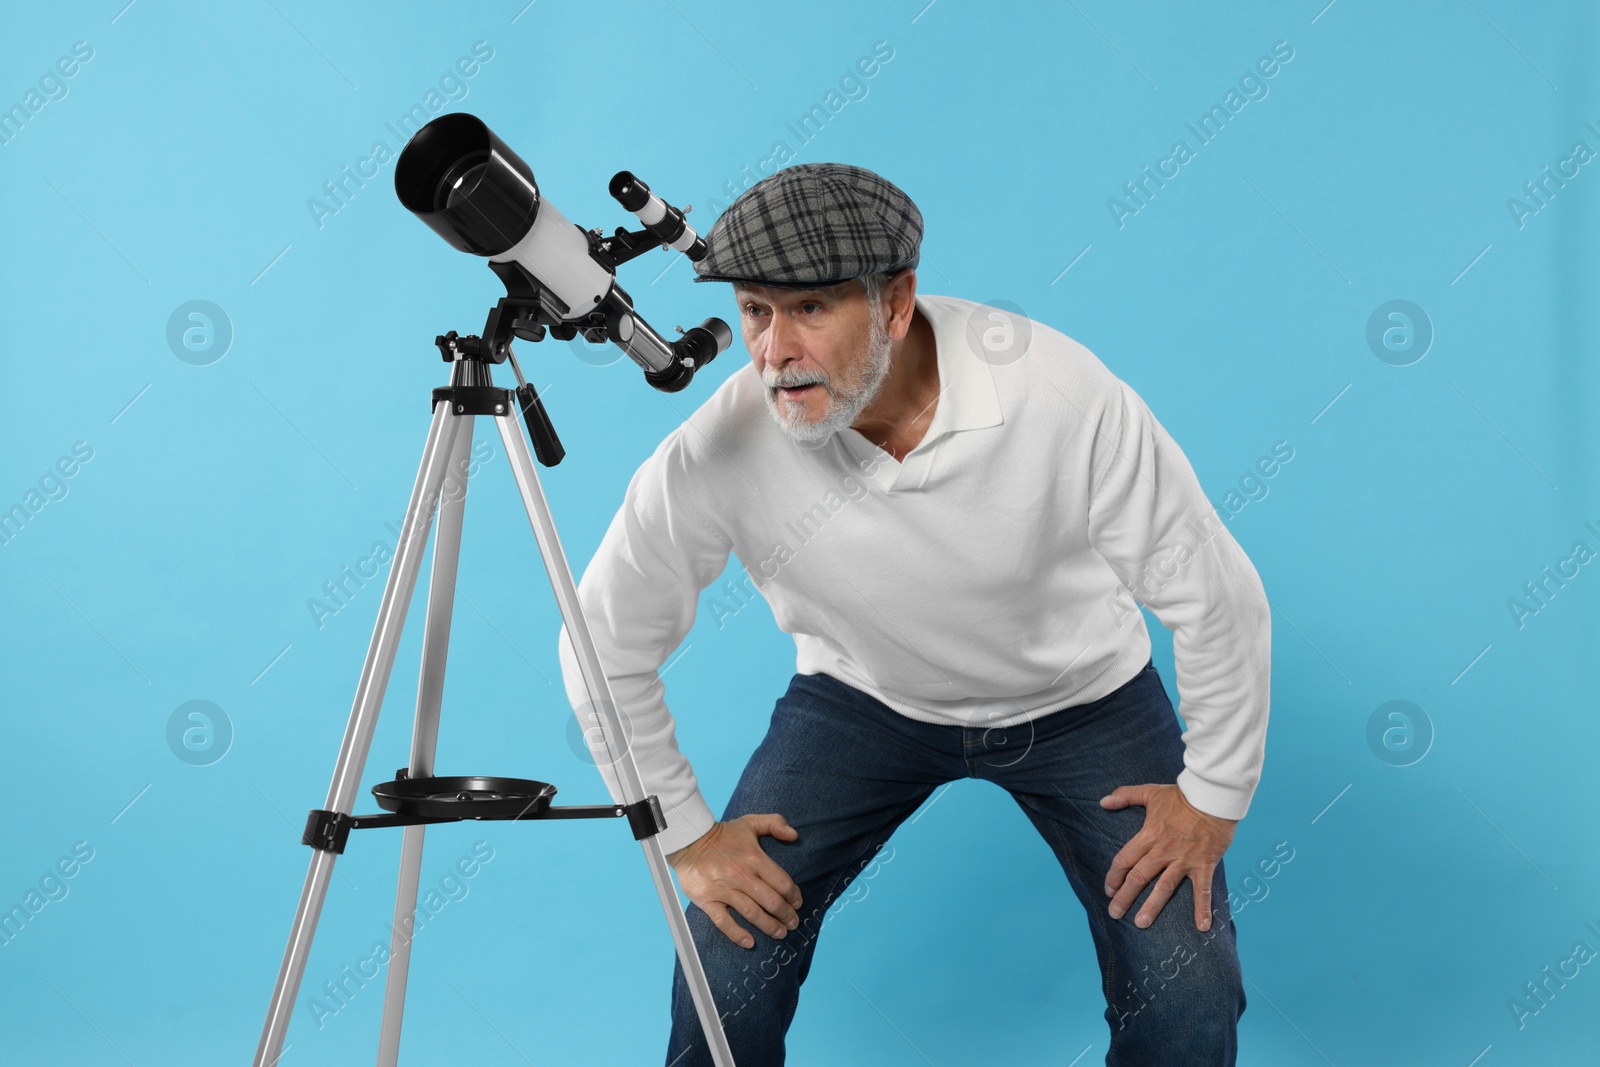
[2,1,1597,1064]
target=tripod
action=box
[252,311,736,1065]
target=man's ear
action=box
[884,269,918,342]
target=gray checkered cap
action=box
[692,162,922,290]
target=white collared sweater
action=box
[558,293,1272,855]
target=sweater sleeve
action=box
[1086,378,1272,821]
[555,428,732,855]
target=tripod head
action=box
[394,113,732,393]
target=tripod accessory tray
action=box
[374,774,557,819]
[300,771,666,856]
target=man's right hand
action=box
[666,814,804,949]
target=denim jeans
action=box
[665,659,1246,1066]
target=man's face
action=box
[734,278,894,443]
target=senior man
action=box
[556,162,1271,1066]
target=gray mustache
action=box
[766,373,828,389]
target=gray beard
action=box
[762,302,894,444]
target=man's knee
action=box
[1107,922,1245,1040]
[679,903,814,1024]
[668,896,841,1065]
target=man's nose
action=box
[764,310,805,366]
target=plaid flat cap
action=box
[692,162,922,289]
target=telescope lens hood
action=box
[395,113,541,257]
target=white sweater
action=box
[557,293,1272,855]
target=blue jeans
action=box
[666,660,1246,1066]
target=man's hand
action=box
[1100,784,1237,932]
[666,814,804,949]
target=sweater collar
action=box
[915,293,1005,441]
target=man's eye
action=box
[801,303,821,314]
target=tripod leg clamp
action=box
[625,795,667,841]
[303,809,355,854]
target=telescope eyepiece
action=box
[609,171,650,213]
[609,170,708,261]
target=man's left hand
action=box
[1100,783,1237,931]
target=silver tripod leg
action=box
[493,413,736,1067]
[376,417,474,1067]
[254,402,463,1067]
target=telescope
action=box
[252,111,742,1067]
[394,112,730,393]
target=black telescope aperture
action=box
[395,113,540,257]
[436,152,490,211]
